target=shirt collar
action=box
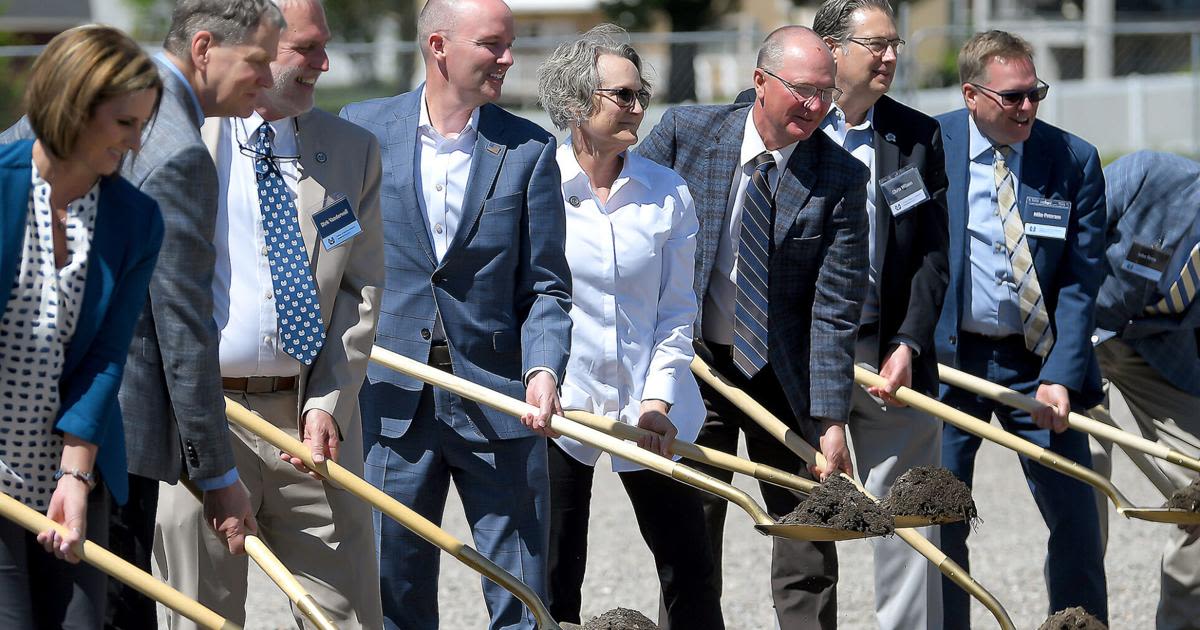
[557,139,650,198]
[968,114,1023,162]
[239,111,299,157]
[741,107,798,173]
[418,86,480,140]
[822,104,874,134]
[156,53,204,128]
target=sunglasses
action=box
[594,87,651,110]
[969,80,1050,107]
[760,68,843,104]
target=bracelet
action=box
[53,468,97,490]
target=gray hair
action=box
[536,24,652,130]
[756,25,823,72]
[163,0,285,57]
[812,0,895,47]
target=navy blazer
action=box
[0,140,164,504]
[1098,150,1200,396]
[934,109,1106,401]
[341,89,572,440]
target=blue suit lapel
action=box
[698,112,742,284]
[773,140,816,247]
[941,111,972,324]
[387,92,436,267]
[0,141,34,313]
[1017,127,1052,264]
[444,104,505,264]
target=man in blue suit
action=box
[1094,151,1200,629]
[340,0,571,628]
[934,30,1108,627]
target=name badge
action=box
[312,195,362,251]
[878,165,929,216]
[1121,241,1172,282]
[1024,197,1071,240]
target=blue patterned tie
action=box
[732,152,775,378]
[254,122,324,365]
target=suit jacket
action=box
[341,89,572,440]
[0,140,164,503]
[1097,150,1200,396]
[934,108,1106,402]
[201,109,384,442]
[2,58,235,483]
[637,103,870,432]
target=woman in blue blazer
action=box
[0,25,163,627]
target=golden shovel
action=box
[369,346,881,542]
[179,481,336,630]
[855,366,1200,526]
[221,398,563,630]
[938,362,1200,474]
[691,357,1016,630]
[0,491,240,630]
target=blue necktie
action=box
[254,122,324,365]
[732,152,775,378]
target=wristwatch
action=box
[52,468,97,490]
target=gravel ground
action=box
[210,389,1167,629]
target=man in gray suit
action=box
[1094,150,1200,629]
[638,26,868,630]
[340,0,572,627]
[1,2,282,627]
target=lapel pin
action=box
[567,196,581,207]
[486,143,502,155]
[314,151,327,163]
[884,132,897,143]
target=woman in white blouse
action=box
[536,25,724,629]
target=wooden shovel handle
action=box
[0,492,239,630]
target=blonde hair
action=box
[25,25,163,160]
[957,30,1034,85]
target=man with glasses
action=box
[810,2,949,628]
[639,26,868,630]
[934,30,1108,628]
[341,0,572,627]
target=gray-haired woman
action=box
[536,24,724,629]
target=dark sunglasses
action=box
[594,87,651,110]
[969,79,1050,107]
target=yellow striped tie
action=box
[1146,242,1200,315]
[996,146,1053,358]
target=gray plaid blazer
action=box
[637,103,869,433]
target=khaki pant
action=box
[153,390,382,629]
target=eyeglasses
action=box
[235,118,301,163]
[969,80,1050,107]
[847,36,905,56]
[759,68,842,104]
[594,87,651,110]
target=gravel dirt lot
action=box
[211,388,1168,629]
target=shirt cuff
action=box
[190,467,240,491]
[523,367,557,387]
[890,335,922,356]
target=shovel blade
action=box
[755,523,879,541]
[1119,507,1200,525]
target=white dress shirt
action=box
[821,105,880,325]
[212,112,303,377]
[702,108,798,345]
[553,142,705,472]
[416,88,479,263]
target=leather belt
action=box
[428,340,453,373]
[221,376,298,393]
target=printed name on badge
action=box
[313,195,362,251]
[878,165,929,216]
[1024,197,1071,240]
[1121,241,1172,282]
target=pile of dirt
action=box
[1037,606,1107,629]
[881,466,979,523]
[580,608,658,630]
[779,475,894,535]
[1165,478,1200,512]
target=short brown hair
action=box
[957,30,1034,85]
[25,25,163,160]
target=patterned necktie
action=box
[995,145,1053,358]
[1146,242,1200,316]
[254,122,324,365]
[732,152,776,378]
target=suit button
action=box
[421,328,431,340]
[949,335,958,345]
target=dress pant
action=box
[692,342,839,630]
[104,471,159,629]
[154,389,382,629]
[0,485,110,629]
[847,333,944,630]
[1094,338,1200,630]
[546,440,724,629]
[939,332,1107,628]
[362,380,550,630]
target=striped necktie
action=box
[995,145,1054,358]
[732,152,775,378]
[1146,242,1200,315]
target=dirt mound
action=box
[1037,606,1107,629]
[1165,478,1200,512]
[779,475,893,535]
[580,608,658,630]
[881,466,978,523]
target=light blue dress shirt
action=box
[820,106,880,326]
[962,116,1025,337]
[155,53,205,129]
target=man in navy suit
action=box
[340,0,571,628]
[934,30,1108,628]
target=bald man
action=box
[638,26,869,629]
[340,0,572,628]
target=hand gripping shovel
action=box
[692,357,1016,630]
[0,491,240,630]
